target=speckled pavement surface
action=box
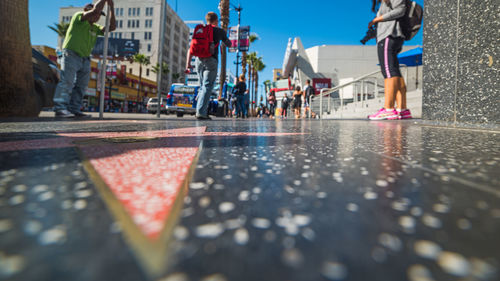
[0,116,499,281]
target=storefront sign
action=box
[312,78,332,95]
[86,88,97,97]
[111,92,126,100]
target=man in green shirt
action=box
[53,0,116,118]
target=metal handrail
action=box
[313,66,411,119]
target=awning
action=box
[398,47,423,67]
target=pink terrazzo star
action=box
[0,127,305,240]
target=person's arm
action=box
[369,0,406,27]
[220,29,232,48]
[82,0,107,23]
[381,0,406,21]
[185,31,195,72]
[185,52,193,73]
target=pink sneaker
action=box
[368,108,399,120]
[398,109,413,119]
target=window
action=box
[127,20,131,28]
[147,44,151,52]
[120,20,123,28]
[133,8,136,16]
[119,32,122,39]
[146,69,150,76]
[131,20,135,28]
[146,7,154,16]
[144,32,152,40]
[131,32,135,40]
[136,20,140,28]
[129,68,132,74]
[137,8,140,16]
[145,20,152,28]
[128,8,131,16]
[120,8,124,16]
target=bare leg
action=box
[384,77,398,110]
[395,77,407,110]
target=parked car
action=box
[146,97,168,114]
[32,48,60,111]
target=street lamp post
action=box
[232,4,242,78]
[156,0,167,118]
[99,4,111,119]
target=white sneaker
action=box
[55,110,74,118]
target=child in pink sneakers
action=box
[368,0,412,120]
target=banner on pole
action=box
[228,26,250,53]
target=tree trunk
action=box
[0,0,38,117]
[241,52,247,77]
[255,73,259,107]
[218,0,230,100]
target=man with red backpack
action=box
[186,12,232,120]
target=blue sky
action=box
[30,0,424,91]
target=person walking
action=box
[281,93,290,119]
[268,90,277,119]
[303,79,315,118]
[368,0,412,120]
[53,0,116,118]
[186,12,232,120]
[292,86,303,119]
[234,74,248,118]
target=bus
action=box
[165,84,199,117]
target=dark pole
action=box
[235,5,242,78]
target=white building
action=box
[59,0,190,92]
[282,37,422,98]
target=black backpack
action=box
[305,86,315,99]
[399,0,423,41]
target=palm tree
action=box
[132,54,151,102]
[242,34,258,77]
[172,73,181,83]
[0,0,38,116]
[253,57,266,107]
[218,0,230,99]
[152,62,169,76]
[246,52,258,113]
[48,22,70,51]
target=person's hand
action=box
[369,16,383,28]
[185,64,192,74]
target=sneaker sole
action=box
[369,116,399,120]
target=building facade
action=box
[282,37,422,98]
[59,0,190,93]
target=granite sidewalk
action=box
[0,116,499,281]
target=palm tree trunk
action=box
[0,0,38,117]
[248,66,253,115]
[241,52,247,77]
[255,73,259,107]
[218,0,230,100]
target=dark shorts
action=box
[378,36,404,79]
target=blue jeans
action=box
[195,57,218,117]
[235,95,246,117]
[53,49,91,112]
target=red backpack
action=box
[190,24,216,58]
